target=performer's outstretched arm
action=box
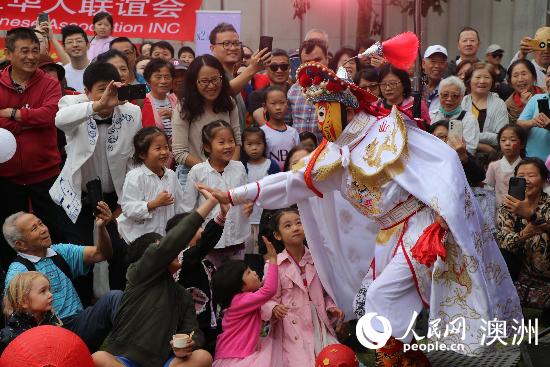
[198,167,342,209]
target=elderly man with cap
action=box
[422,44,448,114]
[511,26,550,89]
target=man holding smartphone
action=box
[209,22,271,132]
[517,64,550,161]
[50,62,142,299]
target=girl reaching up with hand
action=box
[211,237,282,367]
[117,127,185,244]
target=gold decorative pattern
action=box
[314,159,343,181]
[346,181,383,216]
[349,109,408,189]
[375,223,404,244]
[364,127,398,169]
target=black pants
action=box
[0,176,64,272]
[58,191,128,306]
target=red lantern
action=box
[315,344,359,367]
[0,325,94,367]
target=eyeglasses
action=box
[197,75,223,87]
[65,39,86,46]
[379,81,401,89]
[268,63,290,72]
[243,54,252,60]
[439,92,462,100]
[214,41,242,50]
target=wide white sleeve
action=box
[229,167,342,209]
[120,173,153,220]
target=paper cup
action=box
[172,334,190,348]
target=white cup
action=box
[172,334,190,348]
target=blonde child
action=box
[261,208,344,367]
[485,124,527,206]
[117,127,185,244]
[182,121,250,267]
[1,272,61,353]
[87,12,115,60]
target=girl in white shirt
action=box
[241,126,280,259]
[485,124,527,206]
[182,120,250,267]
[117,127,185,244]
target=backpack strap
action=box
[13,255,36,271]
[14,254,73,282]
[50,254,74,282]
[455,111,467,121]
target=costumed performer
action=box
[200,33,523,366]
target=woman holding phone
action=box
[497,157,550,310]
[429,76,480,155]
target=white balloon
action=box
[0,128,17,164]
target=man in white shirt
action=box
[509,27,550,90]
[50,62,141,295]
[61,25,90,93]
[448,27,480,75]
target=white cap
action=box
[423,45,448,59]
[486,44,503,54]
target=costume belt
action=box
[375,195,425,230]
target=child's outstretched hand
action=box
[197,185,218,204]
[272,304,289,320]
[262,236,277,264]
[196,183,230,204]
[148,190,174,210]
[327,307,345,322]
[94,201,112,227]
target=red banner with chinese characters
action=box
[0,0,203,41]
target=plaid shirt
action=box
[287,83,323,143]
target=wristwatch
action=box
[9,108,17,120]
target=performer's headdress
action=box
[297,32,419,142]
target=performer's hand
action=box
[262,236,277,264]
[272,304,289,319]
[503,195,533,219]
[196,183,230,204]
[327,307,345,322]
[435,215,449,231]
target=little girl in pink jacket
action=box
[212,239,281,367]
[261,207,345,367]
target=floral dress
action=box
[497,192,550,308]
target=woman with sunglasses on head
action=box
[248,49,293,126]
[171,55,242,189]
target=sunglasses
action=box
[491,52,503,58]
[268,63,290,72]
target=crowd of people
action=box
[0,10,549,367]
